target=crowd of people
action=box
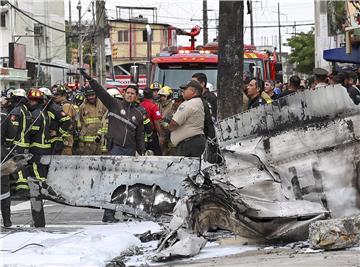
[1,67,360,227]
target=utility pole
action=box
[277,2,282,63]
[217,1,244,119]
[203,0,208,45]
[77,0,83,86]
[68,0,72,65]
[96,0,106,86]
[249,1,254,45]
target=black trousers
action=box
[176,135,206,157]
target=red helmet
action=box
[28,89,44,100]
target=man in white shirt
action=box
[168,80,205,157]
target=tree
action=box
[217,1,244,120]
[287,29,315,74]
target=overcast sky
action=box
[65,0,315,52]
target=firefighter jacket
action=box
[28,102,52,155]
[97,110,109,153]
[7,102,32,153]
[59,98,77,148]
[47,101,71,146]
[136,105,153,145]
[78,98,107,144]
[88,79,145,155]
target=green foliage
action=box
[287,29,315,74]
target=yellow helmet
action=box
[150,81,162,90]
[158,86,173,96]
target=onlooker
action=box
[168,80,205,157]
[192,72,217,120]
[245,79,267,109]
[342,71,360,105]
[264,80,279,100]
[283,75,301,96]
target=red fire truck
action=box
[150,26,282,90]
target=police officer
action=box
[168,80,206,157]
[77,86,107,155]
[39,87,71,155]
[51,86,78,155]
[313,68,328,89]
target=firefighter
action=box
[6,88,32,153]
[6,89,33,195]
[158,86,174,155]
[1,111,13,227]
[51,85,78,155]
[140,88,164,155]
[77,86,107,155]
[15,89,52,196]
[39,87,71,155]
[150,81,162,101]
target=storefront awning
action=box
[323,46,360,64]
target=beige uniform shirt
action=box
[170,97,204,146]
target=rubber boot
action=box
[102,209,119,223]
[1,197,12,228]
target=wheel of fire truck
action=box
[110,183,179,218]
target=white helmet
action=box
[107,88,123,99]
[11,88,27,98]
[39,87,52,97]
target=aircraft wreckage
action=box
[19,84,360,259]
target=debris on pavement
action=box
[309,215,360,250]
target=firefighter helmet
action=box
[51,85,66,95]
[27,89,44,100]
[38,87,52,97]
[150,81,162,91]
[74,93,85,106]
[11,88,27,98]
[84,87,96,96]
[158,86,173,96]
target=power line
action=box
[5,1,66,33]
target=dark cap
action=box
[179,80,202,92]
[313,68,328,77]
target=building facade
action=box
[0,0,67,89]
[109,18,172,67]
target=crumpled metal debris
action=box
[309,215,360,250]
